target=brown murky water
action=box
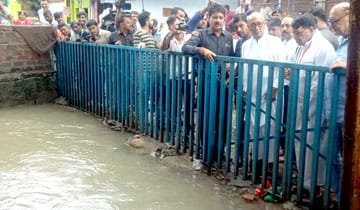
[0,104,282,210]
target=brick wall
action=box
[0,26,57,107]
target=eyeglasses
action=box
[328,14,348,25]
[249,22,264,28]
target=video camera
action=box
[115,0,132,11]
[178,22,189,31]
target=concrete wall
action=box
[0,26,57,107]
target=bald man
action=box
[241,12,284,170]
[324,2,350,205]
[281,17,297,61]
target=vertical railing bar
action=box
[196,58,204,159]
[176,54,183,151]
[282,68,300,200]
[217,60,227,169]
[323,72,341,208]
[207,61,218,173]
[261,65,275,188]
[242,63,254,180]
[189,57,196,157]
[296,70,312,201]
[234,61,245,177]
[252,64,264,184]
[225,61,235,173]
[309,71,325,208]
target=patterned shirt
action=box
[133,29,156,49]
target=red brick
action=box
[13,61,25,67]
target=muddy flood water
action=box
[0,104,282,210]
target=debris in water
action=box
[192,159,203,171]
[241,193,256,201]
[54,96,68,106]
[128,135,145,148]
[154,143,177,159]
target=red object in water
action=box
[255,188,266,198]
[266,180,272,189]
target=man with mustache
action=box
[182,3,234,166]
[182,3,233,61]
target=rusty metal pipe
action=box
[341,1,360,210]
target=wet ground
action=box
[0,104,285,210]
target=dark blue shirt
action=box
[182,28,234,57]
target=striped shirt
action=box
[133,29,156,49]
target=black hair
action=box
[138,11,150,27]
[271,9,283,16]
[53,12,63,20]
[228,20,235,32]
[86,19,98,28]
[292,14,317,30]
[152,19,158,26]
[70,21,80,28]
[232,13,247,24]
[57,23,67,29]
[18,10,27,17]
[77,11,88,18]
[208,4,226,17]
[43,9,52,17]
[171,7,185,16]
[115,15,130,28]
[224,5,230,11]
[166,15,177,28]
[310,8,327,23]
[267,18,281,28]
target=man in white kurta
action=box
[290,14,336,189]
[241,12,285,163]
[281,17,298,62]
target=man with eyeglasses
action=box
[241,12,284,178]
[323,2,350,207]
[290,14,336,198]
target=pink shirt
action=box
[225,11,234,29]
[14,19,32,26]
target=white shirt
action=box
[283,38,298,62]
[290,30,336,103]
[168,33,191,78]
[38,8,48,24]
[283,38,298,85]
[242,33,285,126]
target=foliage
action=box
[17,0,40,14]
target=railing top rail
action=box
[58,41,346,75]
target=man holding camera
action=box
[161,15,190,51]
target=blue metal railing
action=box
[56,42,345,209]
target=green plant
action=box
[17,0,40,14]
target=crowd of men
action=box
[1,0,350,207]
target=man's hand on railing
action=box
[115,40,123,45]
[330,60,347,72]
[199,47,216,62]
[263,88,277,101]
